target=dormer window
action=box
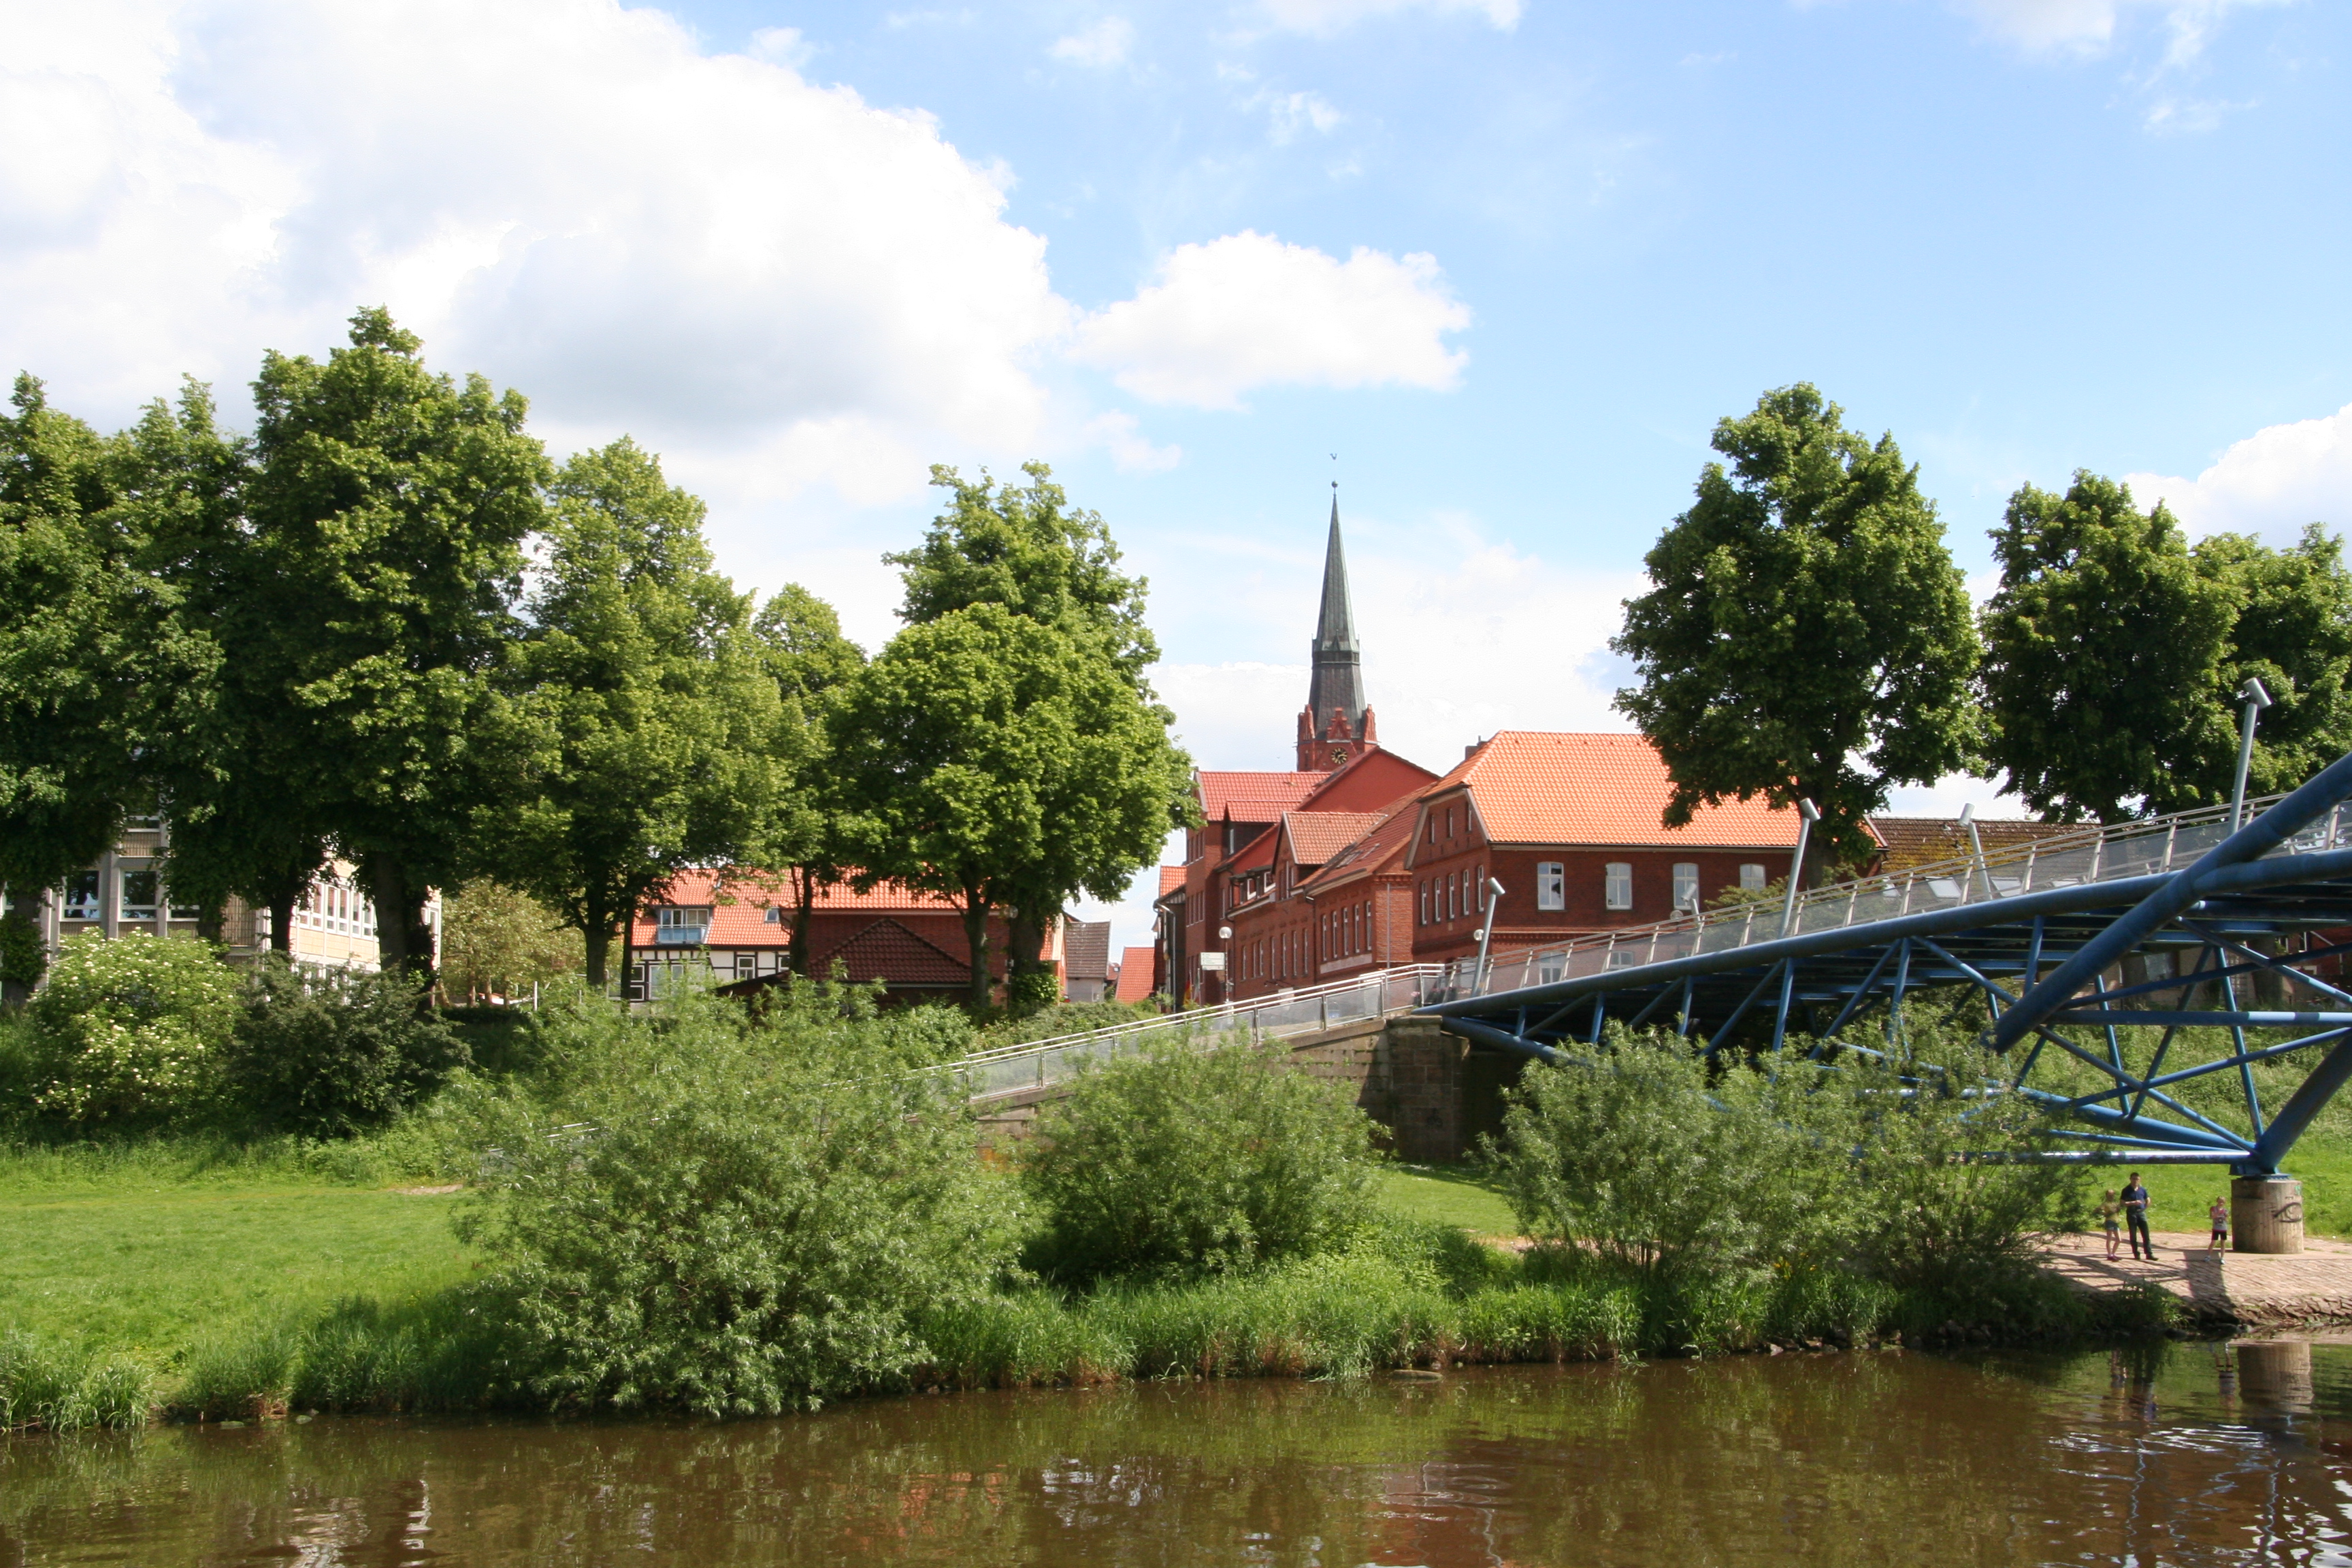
[655,905,712,945]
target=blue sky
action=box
[6,0,2347,948]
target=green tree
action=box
[2195,525,2352,798]
[485,438,783,989]
[746,585,867,977]
[120,380,331,951]
[1612,385,1982,866]
[878,463,1192,1007]
[1978,474,2242,820]
[0,378,216,980]
[241,308,551,979]
[438,880,583,1002]
[889,462,1157,678]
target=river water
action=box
[4,1341,2351,1566]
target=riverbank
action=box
[2043,1230,2352,1329]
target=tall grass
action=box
[0,1333,157,1433]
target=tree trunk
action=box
[1007,902,1056,1017]
[960,885,992,1014]
[584,886,610,991]
[789,866,819,978]
[267,875,302,958]
[366,856,436,983]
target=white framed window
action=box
[1475,866,1487,911]
[1604,862,1633,911]
[1673,863,1699,912]
[655,905,713,945]
[1536,862,1565,911]
[1740,863,1767,892]
[118,868,159,923]
[63,870,101,922]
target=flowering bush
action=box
[24,932,243,1125]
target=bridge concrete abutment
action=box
[975,1013,1523,1163]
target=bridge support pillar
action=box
[2233,1175,2305,1254]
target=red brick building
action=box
[623,869,1050,1003]
[1152,495,1440,1005]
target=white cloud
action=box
[1263,90,1345,143]
[1258,0,1522,36]
[1951,0,2283,62]
[1049,17,1134,67]
[1,0,1068,507]
[1071,231,1470,410]
[1082,411,1182,473]
[2125,402,2352,544]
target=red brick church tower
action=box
[1296,489,1380,772]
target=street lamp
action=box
[2230,676,2274,831]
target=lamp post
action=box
[1473,878,1505,993]
[1780,798,1820,938]
[1959,802,1993,900]
[2230,676,2274,831]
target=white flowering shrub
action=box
[25,932,242,1125]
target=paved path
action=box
[2042,1231,2352,1326]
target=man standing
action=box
[2122,1171,2155,1261]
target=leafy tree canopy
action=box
[1981,474,2352,819]
[487,436,783,987]
[890,461,1158,679]
[1612,385,1981,864]
[243,307,553,975]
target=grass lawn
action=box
[1378,1163,1522,1237]
[0,1143,472,1361]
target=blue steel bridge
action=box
[1417,751,2352,1177]
[958,751,2352,1177]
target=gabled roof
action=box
[815,918,970,987]
[1063,919,1111,983]
[1421,732,1801,850]
[1281,810,1386,866]
[1198,770,1322,820]
[1157,865,1186,896]
[1297,802,1420,894]
[1114,946,1158,1003]
[1226,828,1279,875]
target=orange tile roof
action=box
[1157,865,1186,896]
[1868,815,2070,874]
[1113,946,1158,1003]
[1431,732,1801,849]
[1198,770,1322,820]
[1282,811,1386,866]
[1297,804,1418,893]
[631,869,968,945]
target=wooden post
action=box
[2232,1175,2304,1254]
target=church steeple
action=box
[1297,488,1377,772]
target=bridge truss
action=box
[1416,753,2352,1175]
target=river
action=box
[3,1340,2349,1565]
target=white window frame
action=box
[118,868,159,923]
[1740,863,1767,893]
[63,870,101,922]
[1537,862,1565,911]
[1672,863,1699,913]
[1604,862,1633,911]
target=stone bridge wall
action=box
[976,1016,1522,1164]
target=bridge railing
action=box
[1429,790,2352,1002]
[951,964,1448,1101]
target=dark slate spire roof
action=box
[1305,491,1367,738]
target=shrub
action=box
[23,932,242,1126]
[1484,1022,2084,1292]
[1023,1036,1380,1282]
[458,983,1016,1416]
[225,958,470,1138]
[1484,1026,1856,1279]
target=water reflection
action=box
[5,1345,2352,1565]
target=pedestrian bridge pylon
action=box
[1414,751,2352,1177]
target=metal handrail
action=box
[1431,791,2351,1004]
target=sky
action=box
[6,0,2349,953]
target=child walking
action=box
[2209,1195,2230,1250]
[2100,1190,2123,1259]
